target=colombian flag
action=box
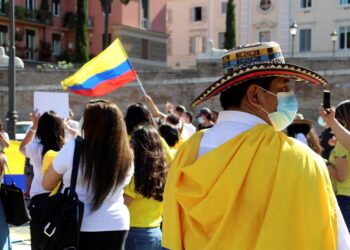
[61,39,137,96]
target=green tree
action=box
[224,0,236,49]
[99,0,130,49]
[75,0,89,63]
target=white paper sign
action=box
[34,92,69,118]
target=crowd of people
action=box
[0,41,350,249]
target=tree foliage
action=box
[224,0,236,49]
[75,0,89,63]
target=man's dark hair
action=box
[220,77,274,110]
[185,111,193,123]
[175,105,186,114]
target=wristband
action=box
[30,128,36,133]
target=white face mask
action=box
[198,117,205,124]
[260,88,298,131]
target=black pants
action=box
[79,230,128,250]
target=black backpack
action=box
[30,137,84,250]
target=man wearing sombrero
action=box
[162,42,350,249]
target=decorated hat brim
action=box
[292,119,313,127]
[191,63,328,107]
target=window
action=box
[339,26,350,49]
[218,32,225,49]
[221,1,227,14]
[25,0,36,10]
[300,0,312,8]
[0,25,7,46]
[141,0,149,29]
[193,7,202,21]
[52,34,60,56]
[0,0,5,13]
[299,29,311,52]
[52,0,60,16]
[259,31,271,42]
[340,0,350,5]
[259,0,271,11]
[26,29,35,60]
[189,36,206,54]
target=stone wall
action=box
[0,57,349,130]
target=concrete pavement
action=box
[9,223,31,249]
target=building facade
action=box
[167,0,350,69]
[0,0,167,68]
[167,0,228,69]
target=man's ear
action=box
[246,84,263,107]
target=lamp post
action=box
[289,22,298,58]
[330,30,338,57]
[6,0,17,140]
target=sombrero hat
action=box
[191,41,328,107]
[292,113,313,127]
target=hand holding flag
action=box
[61,39,137,96]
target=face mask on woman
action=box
[260,88,298,131]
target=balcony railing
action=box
[0,4,53,25]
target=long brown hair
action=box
[36,111,65,158]
[131,124,167,202]
[82,99,133,210]
[336,100,350,131]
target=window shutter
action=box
[202,7,207,22]
[189,36,194,54]
[190,7,193,22]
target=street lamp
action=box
[330,30,338,57]
[289,22,298,58]
[6,0,17,140]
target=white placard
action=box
[34,92,69,118]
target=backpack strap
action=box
[70,136,83,191]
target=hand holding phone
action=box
[323,90,331,112]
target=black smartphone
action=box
[323,90,331,110]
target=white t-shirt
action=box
[65,119,79,141]
[181,123,196,140]
[25,141,51,197]
[52,139,134,232]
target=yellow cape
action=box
[162,124,337,250]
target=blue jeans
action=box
[0,199,11,250]
[125,227,162,250]
[337,195,350,232]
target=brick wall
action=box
[0,58,349,130]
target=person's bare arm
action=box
[0,132,9,148]
[19,110,40,155]
[144,95,167,120]
[320,106,350,150]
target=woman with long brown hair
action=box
[326,100,350,231]
[19,110,65,199]
[43,99,134,250]
[124,124,168,250]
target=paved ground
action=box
[8,198,31,249]
[9,224,31,249]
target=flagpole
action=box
[136,75,147,96]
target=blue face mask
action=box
[260,89,298,131]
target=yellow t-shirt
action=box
[42,150,60,196]
[124,177,163,228]
[328,148,338,193]
[333,142,350,196]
